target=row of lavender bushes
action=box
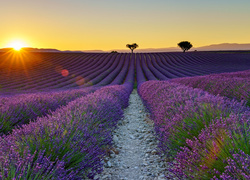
[138,80,250,179]
[0,81,133,179]
[0,52,133,136]
[0,87,98,135]
[170,70,250,107]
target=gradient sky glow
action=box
[1,0,250,51]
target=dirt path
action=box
[96,90,171,180]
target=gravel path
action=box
[95,90,172,180]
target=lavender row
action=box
[1,53,96,89]
[89,53,125,87]
[0,83,132,179]
[139,53,158,81]
[144,54,169,80]
[23,53,98,90]
[92,53,134,87]
[110,54,130,85]
[1,52,250,93]
[138,80,250,179]
[0,87,97,135]
[208,69,250,78]
[171,70,250,106]
[168,53,219,74]
[160,53,208,76]
[69,53,119,88]
[136,54,147,87]
[135,52,249,83]
[40,53,111,89]
[35,53,104,90]
[158,53,204,76]
[0,53,107,92]
[149,54,180,78]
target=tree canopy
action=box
[126,43,138,53]
[178,41,193,52]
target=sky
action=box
[1,0,250,51]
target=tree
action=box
[126,43,138,53]
[111,51,118,53]
[178,41,193,53]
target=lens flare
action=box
[76,76,85,86]
[61,69,69,77]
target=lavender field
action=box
[0,51,250,179]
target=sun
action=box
[11,41,24,51]
[8,41,26,51]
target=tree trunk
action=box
[131,49,134,53]
[183,50,186,53]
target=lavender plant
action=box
[171,70,250,106]
[220,150,250,180]
[0,84,132,179]
[0,87,97,135]
[138,80,250,179]
[171,112,250,179]
[139,81,248,156]
[0,147,76,179]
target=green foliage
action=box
[247,99,250,107]
[202,122,250,179]
[5,162,60,180]
[169,103,231,154]
[133,82,137,89]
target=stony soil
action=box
[95,90,175,180]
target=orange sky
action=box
[1,0,250,51]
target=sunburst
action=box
[7,41,26,51]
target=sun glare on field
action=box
[7,41,26,51]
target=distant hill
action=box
[1,43,250,53]
[23,48,61,52]
[195,43,250,51]
[0,48,13,52]
[0,47,84,53]
[110,43,250,53]
[110,48,179,53]
[0,47,61,52]
[81,50,106,53]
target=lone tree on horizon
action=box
[178,41,193,52]
[126,43,138,53]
